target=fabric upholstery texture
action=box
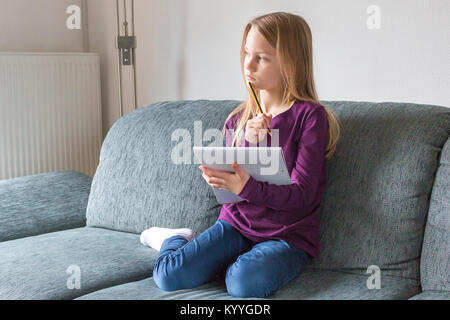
[76,268,420,300]
[0,227,157,299]
[303,102,449,283]
[0,170,91,242]
[419,138,450,292]
[408,291,450,300]
[86,100,241,236]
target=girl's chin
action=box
[248,81,262,89]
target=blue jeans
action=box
[152,219,309,298]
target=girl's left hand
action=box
[199,162,250,195]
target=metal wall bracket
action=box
[116,36,136,65]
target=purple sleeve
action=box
[237,108,329,214]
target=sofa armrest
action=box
[0,170,91,242]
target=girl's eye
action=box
[244,52,266,61]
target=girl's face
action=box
[244,26,284,92]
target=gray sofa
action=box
[0,99,448,300]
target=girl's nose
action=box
[246,66,255,74]
[245,58,256,72]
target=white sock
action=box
[139,227,195,251]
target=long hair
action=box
[222,12,340,160]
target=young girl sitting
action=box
[140,11,340,298]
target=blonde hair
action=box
[222,12,340,160]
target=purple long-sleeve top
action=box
[217,100,329,258]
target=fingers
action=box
[253,113,271,122]
[263,113,272,127]
[246,121,268,143]
[259,113,272,121]
[250,113,271,129]
[201,172,225,189]
[247,122,270,134]
[246,113,271,144]
[199,166,229,179]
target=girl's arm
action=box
[236,108,329,216]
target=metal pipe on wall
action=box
[115,0,123,118]
[131,0,137,111]
[115,0,137,118]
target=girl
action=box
[140,12,340,298]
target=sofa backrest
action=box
[86,100,240,235]
[86,99,450,284]
[419,137,450,291]
[302,101,449,284]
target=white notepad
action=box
[193,146,293,204]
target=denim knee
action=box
[224,240,309,298]
[153,254,184,292]
[225,260,267,298]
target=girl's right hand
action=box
[245,113,272,144]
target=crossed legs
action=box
[152,220,309,298]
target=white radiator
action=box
[0,52,103,180]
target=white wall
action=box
[87,0,449,139]
[0,0,88,52]
[1,0,449,140]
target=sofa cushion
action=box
[408,291,450,300]
[419,137,450,291]
[76,268,420,300]
[304,102,449,283]
[0,227,158,299]
[0,170,90,241]
[86,100,241,236]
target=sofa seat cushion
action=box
[0,227,158,299]
[408,291,450,300]
[76,268,420,300]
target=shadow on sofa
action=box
[0,100,448,300]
